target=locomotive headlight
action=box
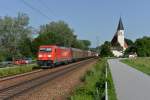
[38,55,43,57]
[48,55,51,57]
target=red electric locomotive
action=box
[37,45,72,68]
[37,45,99,68]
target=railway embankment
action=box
[70,58,117,100]
[0,58,117,100]
[0,58,96,99]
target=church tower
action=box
[117,18,125,50]
[111,17,128,57]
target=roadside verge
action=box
[70,58,117,100]
[121,57,150,75]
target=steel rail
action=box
[0,58,97,100]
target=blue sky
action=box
[0,0,150,47]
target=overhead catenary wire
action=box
[21,0,52,21]
[37,0,58,18]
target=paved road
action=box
[108,59,150,100]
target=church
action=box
[111,18,128,57]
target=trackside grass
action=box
[0,64,38,77]
[107,62,117,100]
[121,57,150,75]
[70,59,117,100]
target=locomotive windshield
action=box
[39,48,52,52]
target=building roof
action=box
[111,17,124,45]
[117,17,124,30]
[111,32,118,45]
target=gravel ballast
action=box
[13,59,97,100]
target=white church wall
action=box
[112,50,123,57]
[117,30,125,49]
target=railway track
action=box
[0,58,97,100]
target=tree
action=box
[72,40,85,50]
[135,36,150,57]
[124,36,150,57]
[125,38,134,47]
[32,32,63,55]
[124,45,137,56]
[32,21,91,55]
[0,13,32,60]
[99,41,114,57]
[39,21,75,47]
[18,34,32,57]
[80,40,91,50]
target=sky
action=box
[0,0,150,47]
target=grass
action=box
[121,57,150,75]
[107,63,117,100]
[0,64,39,77]
[70,58,117,100]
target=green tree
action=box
[124,36,150,57]
[39,21,75,47]
[135,36,150,57]
[32,21,91,54]
[72,40,85,50]
[124,46,137,56]
[32,32,63,55]
[0,13,32,60]
[18,34,32,57]
[99,41,114,57]
[80,40,91,50]
[125,38,134,47]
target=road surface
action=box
[108,59,150,100]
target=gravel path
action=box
[108,59,150,100]
[12,59,97,100]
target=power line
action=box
[21,0,51,21]
[37,0,58,18]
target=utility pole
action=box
[96,36,100,54]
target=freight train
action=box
[37,45,98,68]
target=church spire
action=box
[117,17,124,30]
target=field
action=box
[121,57,150,75]
[70,59,117,100]
[0,64,38,77]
